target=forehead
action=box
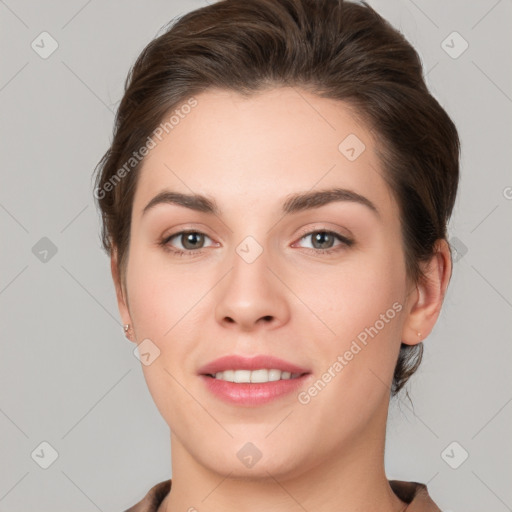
[133,87,397,220]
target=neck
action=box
[162,406,406,512]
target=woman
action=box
[94,0,459,510]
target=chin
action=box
[189,435,313,482]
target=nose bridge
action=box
[214,233,289,329]
[231,235,270,292]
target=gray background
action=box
[1,0,511,510]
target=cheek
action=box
[126,246,199,340]
[295,247,406,403]
[124,248,204,420]
[296,246,406,340]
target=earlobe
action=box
[401,239,452,345]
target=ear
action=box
[401,239,452,345]
[111,247,134,341]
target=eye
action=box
[293,229,353,254]
[159,228,353,257]
[159,230,216,255]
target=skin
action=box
[111,87,451,512]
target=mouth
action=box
[204,369,307,383]
[198,354,312,406]
[198,354,311,379]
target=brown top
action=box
[123,479,441,511]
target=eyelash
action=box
[159,229,354,257]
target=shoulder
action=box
[124,478,441,511]
[123,479,171,512]
[389,480,442,511]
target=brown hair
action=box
[93,0,460,396]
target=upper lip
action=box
[198,355,311,376]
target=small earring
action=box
[124,324,131,339]
[417,331,422,340]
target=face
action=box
[116,87,418,479]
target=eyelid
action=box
[162,229,217,250]
[159,221,216,241]
[160,224,354,255]
[293,224,354,244]
[291,231,353,254]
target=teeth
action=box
[213,369,302,383]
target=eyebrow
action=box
[141,187,380,218]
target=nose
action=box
[214,247,290,332]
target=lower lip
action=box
[200,374,310,406]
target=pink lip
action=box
[197,354,310,376]
[197,355,312,407]
[200,374,311,406]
